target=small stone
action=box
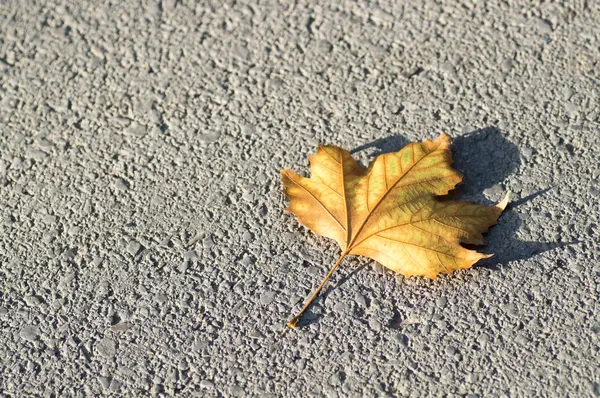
[260,291,276,305]
[483,184,504,199]
[445,345,457,356]
[373,262,385,275]
[557,144,570,155]
[354,293,367,307]
[436,296,447,308]
[565,103,578,116]
[67,226,81,236]
[249,329,264,339]
[235,87,251,96]
[159,236,171,247]
[315,40,333,55]
[461,125,474,134]
[329,371,344,386]
[178,359,189,371]
[124,123,146,137]
[240,123,255,135]
[477,334,490,345]
[198,130,221,143]
[98,376,111,390]
[127,241,142,256]
[516,334,530,344]
[193,340,209,352]
[115,178,129,191]
[568,262,583,272]
[37,139,54,149]
[10,157,23,169]
[394,333,408,347]
[19,325,40,341]
[307,266,320,275]
[96,337,117,357]
[110,322,133,332]
[240,254,255,266]
[178,262,189,273]
[231,43,250,61]
[403,66,423,79]
[237,306,249,317]
[202,235,215,249]
[536,18,552,33]
[501,303,517,317]
[501,59,514,72]
[200,380,215,389]
[563,87,574,100]
[184,250,198,260]
[333,302,349,314]
[61,248,77,261]
[267,77,284,90]
[0,306,8,316]
[369,318,382,332]
[242,191,254,202]
[118,365,136,378]
[109,379,123,392]
[59,272,75,289]
[522,147,534,160]
[370,9,393,25]
[156,293,168,304]
[27,149,48,160]
[24,295,42,306]
[440,62,455,74]
[42,214,58,224]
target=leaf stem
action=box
[287,250,348,328]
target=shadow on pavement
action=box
[350,127,569,267]
[450,128,571,267]
[295,128,571,327]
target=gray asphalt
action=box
[0,1,599,396]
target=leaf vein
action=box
[284,171,346,232]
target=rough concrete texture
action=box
[0,0,599,396]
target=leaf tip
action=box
[435,132,452,147]
[497,191,510,211]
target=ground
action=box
[0,0,599,397]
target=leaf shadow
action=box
[291,262,370,328]
[449,128,572,266]
[475,187,576,269]
[300,128,572,321]
[350,127,571,266]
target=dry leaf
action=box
[281,133,508,327]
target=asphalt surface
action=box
[0,1,599,396]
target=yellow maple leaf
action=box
[281,133,508,328]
